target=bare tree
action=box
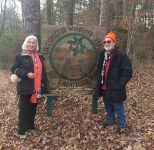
[126,0,137,59]
[46,0,51,24]
[123,0,128,19]
[66,0,75,25]
[99,0,111,33]
[115,0,123,24]
[0,0,8,39]
[20,0,41,49]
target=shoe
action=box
[102,121,114,128]
[18,134,27,139]
[15,133,27,139]
[116,128,128,135]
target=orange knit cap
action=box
[104,32,117,43]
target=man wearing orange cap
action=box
[96,32,133,134]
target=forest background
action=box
[0,0,154,68]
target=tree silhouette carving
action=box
[67,36,86,56]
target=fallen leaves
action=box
[0,65,154,150]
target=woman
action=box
[11,35,49,138]
[96,32,132,134]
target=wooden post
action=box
[46,96,53,117]
[92,95,98,114]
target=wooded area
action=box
[0,0,153,68]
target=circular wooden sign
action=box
[43,26,104,91]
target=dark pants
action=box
[103,91,126,128]
[18,94,37,134]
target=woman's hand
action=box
[27,72,34,79]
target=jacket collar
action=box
[21,50,30,56]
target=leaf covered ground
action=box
[0,65,153,150]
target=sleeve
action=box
[119,52,133,87]
[11,54,28,78]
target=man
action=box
[96,32,133,134]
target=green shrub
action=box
[0,33,22,69]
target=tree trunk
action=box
[51,0,54,24]
[123,0,128,19]
[67,0,75,25]
[126,1,137,60]
[21,0,41,49]
[115,0,123,24]
[0,0,8,39]
[99,0,111,33]
[46,0,51,24]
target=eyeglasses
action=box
[103,40,112,44]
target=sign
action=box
[42,26,104,94]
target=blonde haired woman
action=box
[11,35,49,138]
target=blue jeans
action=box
[104,100,126,128]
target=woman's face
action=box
[103,38,115,52]
[26,38,37,51]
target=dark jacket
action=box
[96,47,133,102]
[11,52,49,95]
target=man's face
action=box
[103,38,115,52]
